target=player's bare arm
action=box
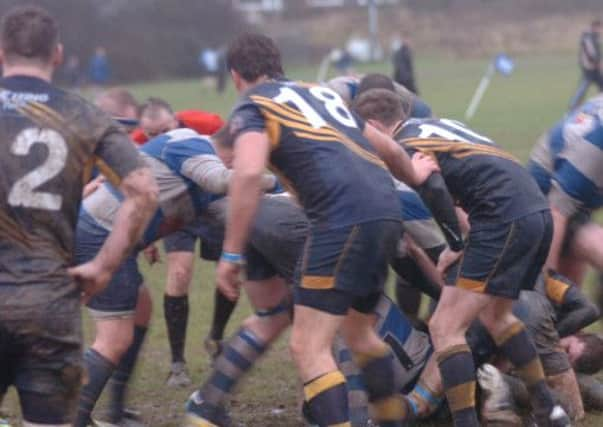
[70,167,158,299]
[217,131,270,301]
[363,122,438,186]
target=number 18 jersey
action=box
[0,76,142,299]
[227,80,400,229]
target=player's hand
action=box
[216,260,242,301]
[411,152,440,186]
[436,247,463,278]
[143,244,160,265]
[82,175,105,198]
[68,260,112,304]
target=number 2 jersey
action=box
[0,76,143,306]
[397,118,549,224]
[227,80,400,230]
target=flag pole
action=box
[465,62,495,121]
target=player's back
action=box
[0,75,137,297]
[397,118,549,224]
[83,129,222,246]
[238,80,399,228]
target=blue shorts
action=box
[75,211,143,317]
[446,210,553,299]
[294,220,402,315]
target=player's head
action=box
[357,73,396,95]
[592,19,601,33]
[139,97,179,138]
[0,5,62,75]
[226,33,284,93]
[95,88,139,120]
[211,124,236,167]
[352,88,409,136]
[565,333,603,374]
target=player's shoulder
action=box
[164,128,215,155]
[395,118,430,140]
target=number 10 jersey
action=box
[227,80,400,230]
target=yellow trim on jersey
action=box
[264,116,282,148]
[403,137,519,163]
[95,157,122,187]
[545,275,570,304]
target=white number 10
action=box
[8,128,68,211]
[273,86,357,129]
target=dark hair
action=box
[593,20,602,28]
[574,333,603,374]
[139,97,174,117]
[1,5,59,63]
[352,88,407,128]
[226,33,284,82]
[357,73,396,96]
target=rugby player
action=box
[353,89,570,427]
[0,5,157,426]
[527,94,603,300]
[133,97,233,386]
[185,33,438,427]
[73,128,278,426]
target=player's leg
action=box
[185,275,291,425]
[163,230,196,386]
[478,211,570,426]
[74,254,141,427]
[294,220,402,427]
[12,296,84,427]
[107,285,152,423]
[200,230,237,360]
[204,288,237,359]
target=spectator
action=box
[64,54,82,88]
[569,20,602,110]
[88,46,111,86]
[392,36,418,95]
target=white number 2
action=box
[8,128,68,211]
[273,86,357,129]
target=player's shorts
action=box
[245,196,309,283]
[75,211,143,317]
[294,220,402,315]
[163,219,224,261]
[0,292,82,424]
[446,210,553,299]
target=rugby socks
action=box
[164,294,189,363]
[354,345,407,427]
[107,325,148,423]
[494,321,555,413]
[436,344,480,427]
[334,338,369,425]
[74,348,116,427]
[404,380,443,419]
[198,328,268,407]
[209,289,237,341]
[303,371,350,427]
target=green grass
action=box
[3,53,603,426]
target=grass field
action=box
[3,53,603,426]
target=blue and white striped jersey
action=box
[528,94,603,216]
[81,128,227,246]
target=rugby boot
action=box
[166,361,192,387]
[532,405,571,427]
[184,391,231,427]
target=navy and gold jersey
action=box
[227,80,400,229]
[397,118,549,224]
[0,76,142,296]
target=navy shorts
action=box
[163,219,224,261]
[446,210,553,299]
[294,220,402,315]
[75,211,143,317]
